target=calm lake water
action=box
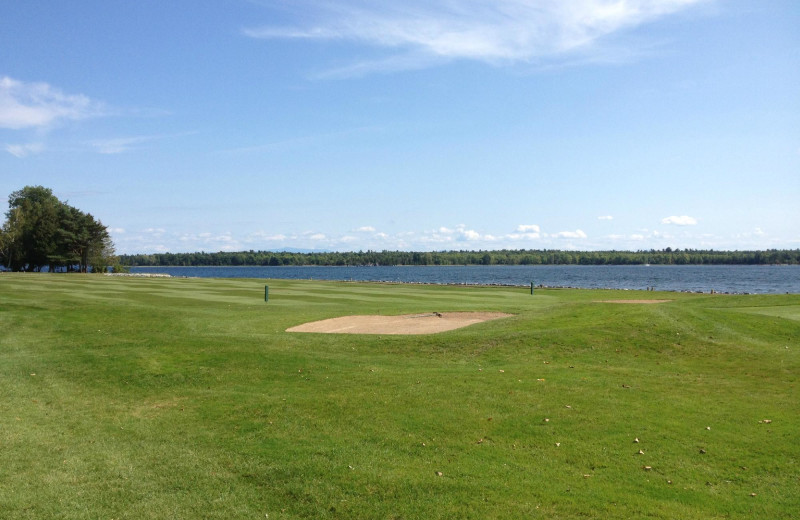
[129,265,800,294]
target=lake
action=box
[129,264,800,294]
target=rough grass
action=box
[0,274,798,519]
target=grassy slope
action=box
[0,274,798,519]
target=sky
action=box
[1,0,798,254]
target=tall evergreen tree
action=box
[4,186,61,271]
[1,186,116,272]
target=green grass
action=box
[1,274,798,519]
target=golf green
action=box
[1,274,798,519]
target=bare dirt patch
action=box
[286,312,513,335]
[594,299,673,304]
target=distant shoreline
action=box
[118,248,800,268]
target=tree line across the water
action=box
[4,185,798,272]
[0,186,118,272]
[119,248,800,267]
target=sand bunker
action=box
[595,300,672,304]
[287,312,513,335]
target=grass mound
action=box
[1,274,798,519]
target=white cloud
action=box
[661,215,697,226]
[459,229,481,241]
[5,142,44,157]
[118,218,790,254]
[598,215,613,220]
[732,227,770,244]
[552,229,588,239]
[260,233,287,241]
[178,232,241,251]
[0,76,107,129]
[356,226,376,232]
[417,224,482,244]
[508,232,540,240]
[431,224,484,242]
[244,0,708,74]
[516,224,540,233]
[118,228,269,255]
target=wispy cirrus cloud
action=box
[89,135,159,155]
[89,131,197,154]
[243,0,710,75]
[5,142,44,158]
[0,76,108,129]
[1,76,176,157]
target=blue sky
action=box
[2,0,798,254]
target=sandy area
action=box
[287,311,513,335]
[594,300,672,304]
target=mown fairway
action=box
[1,274,798,519]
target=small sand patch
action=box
[287,312,513,335]
[595,300,672,304]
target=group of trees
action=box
[119,247,800,267]
[0,186,117,273]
